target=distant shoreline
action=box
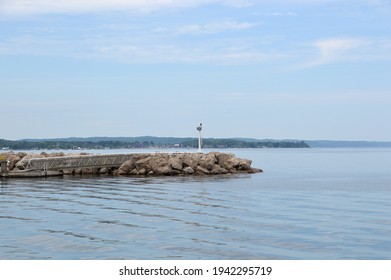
[1,137,309,150]
[2,136,391,150]
[305,140,391,148]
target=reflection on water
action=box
[1,149,391,259]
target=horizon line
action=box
[5,136,391,143]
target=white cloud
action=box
[224,0,253,7]
[0,0,251,16]
[92,40,280,64]
[0,0,167,15]
[292,36,391,68]
[175,21,256,35]
[2,0,388,17]
[254,12,297,17]
[304,38,371,67]
[317,38,365,58]
[274,12,297,16]
[0,32,283,64]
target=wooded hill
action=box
[1,137,309,150]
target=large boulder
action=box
[135,156,152,172]
[215,153,234,169]
[210,164,228,174]
[183,166,195,174]
[62,169,74,175]
[40,152,49,158]
[117,158,137,174]
[238,158,252,170]
[15,153,45,170]
[198,153,217,171]
[182,153,202,170]
[196,166,210,174]
[134,155,152,172]
[7,153,22,171]
[169,154,183,171]
[226,157,241,171]
[99,167,110,175]
[114,168,128,176]
[157,165,174,175]
[116,154,148,174]
[17,152,27,158]
[149,154,170,172]
[148,154,175,175]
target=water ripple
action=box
[1,148,391,259]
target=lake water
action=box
[1,148,390,260]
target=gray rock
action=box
[62,169,74,175]
[129,169,139,175]
[196,166,209,174]
[15,153,45,170]
[210,164,228,174]
[248,167,263,173]
[118,158,136,174]
[159,165,174,175]
[7,154,22,171]
[238,158,252,170]
[169,154,183,171]
[114,169,128,176]
[149,154,170,173]
[138,168,147,175]
[225,157,241,170]
[81,168,99,174]
[99,167,109,174]
[40,152,49,157]
[198,153,217,171]
[74,168,82,175]
[215,153,236,169]
[183,166,195,174]
[17,152,27,158]
[135,157,152,172]
[182,153,202,170]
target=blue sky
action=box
[1,0,390,140]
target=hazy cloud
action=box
[175,21,256,35]
[303,38,372,67]
[1,0,389,17]
[0,0,251,16]
[223,0,253,7]
[93,40,280,64]
[0,32,280,64]
[263,12,297,16]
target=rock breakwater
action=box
[0,151,262,177]
[114,152,262,176]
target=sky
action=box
[1,0,391,141]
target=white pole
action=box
[197,123,203,153]
[198,130,202,153]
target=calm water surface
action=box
[1,148,390,259]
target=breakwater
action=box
[0,151,262,178]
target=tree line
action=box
[181,139,309,148]
[1,138,309,150]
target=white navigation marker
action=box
[196,123,203,153]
